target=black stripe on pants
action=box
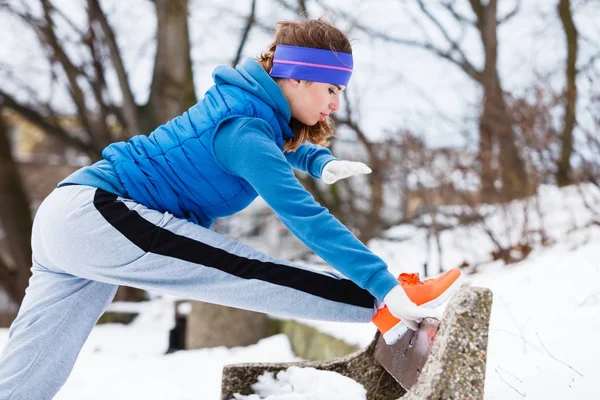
[93,188,375,308]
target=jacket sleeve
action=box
[213,117,399,302]
[284,144,338,179]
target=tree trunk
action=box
[478,108,496,202]
[0,111,33,304]
[491,76,529,201]
[146,0,196,129]
[557,0,578,187]
[479,0,529,202]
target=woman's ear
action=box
[289,78,301,88]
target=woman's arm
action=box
[283,144,337,179]
[214,117,399,302]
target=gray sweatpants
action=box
[0,185,376,400]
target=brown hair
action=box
[256,18,352,152]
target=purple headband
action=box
[269,45,353,86]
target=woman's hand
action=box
[383,285,442,331]
[321,160,372,184]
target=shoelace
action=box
[398,273,423,286]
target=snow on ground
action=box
[1,184,599,399]
[0,296,299,400]
[469,231,600,400]
[232,367,367,400]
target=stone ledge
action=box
[221,286,492,400]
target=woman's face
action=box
[280,79,344,126]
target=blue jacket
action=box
[59,58,399,301]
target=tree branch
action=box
[498,0,521,25]
[577,51,600,74]
[0,90,100,157]
[333,92,374,156]
[331,92,388,242]
[441,1,478,27]
[468,0,484,25]
[48,1,88,37]
[272,0,300,15]
[314,0,483,82]
[232,0,257,67]
[88,0,142,136]
[40,0,97,146]
[416,0,479,80]
[85,20,112,146]
[296,0,309,17]
[209,5,273,34]
[373,32,482,82]
[417,0,460,44]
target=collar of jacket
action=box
[213,58,296,142]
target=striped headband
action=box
[269,45,353,86]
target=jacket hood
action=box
[212,58,292,124]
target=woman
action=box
[0,18,461,399]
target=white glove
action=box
[321,160,372,184]
[384,285,442,331]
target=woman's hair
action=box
[256,18,352,152]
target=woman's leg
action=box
[0,184,376,398]
[42,185,377,322]
[0,264,117,400]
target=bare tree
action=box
[506,85,561,187]
[273,0,310,18]
[0,109,32,304]
[328,92,390,243]
[1,0,277,348]
[0,0,196,306]
[232,0,257,66]
[476,0,530,201]
[316,0,530,202]
[556,0,579,186]
[146,0,196,130]
[578,65,600,187]
[1,0,197,155]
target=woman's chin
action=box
[310,117,322,126]
[302,119,319,127]
[294,116,321,126]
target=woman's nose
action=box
[329,98,339,112]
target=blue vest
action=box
[100,59,295,227]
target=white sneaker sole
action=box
[382,271,464,345]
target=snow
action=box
[470,236,600,399]
[3,295,299,400]
[61,333,296,400]
[1,184,599,399]
[232,367,367,400]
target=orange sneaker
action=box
[373,269,463,344]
